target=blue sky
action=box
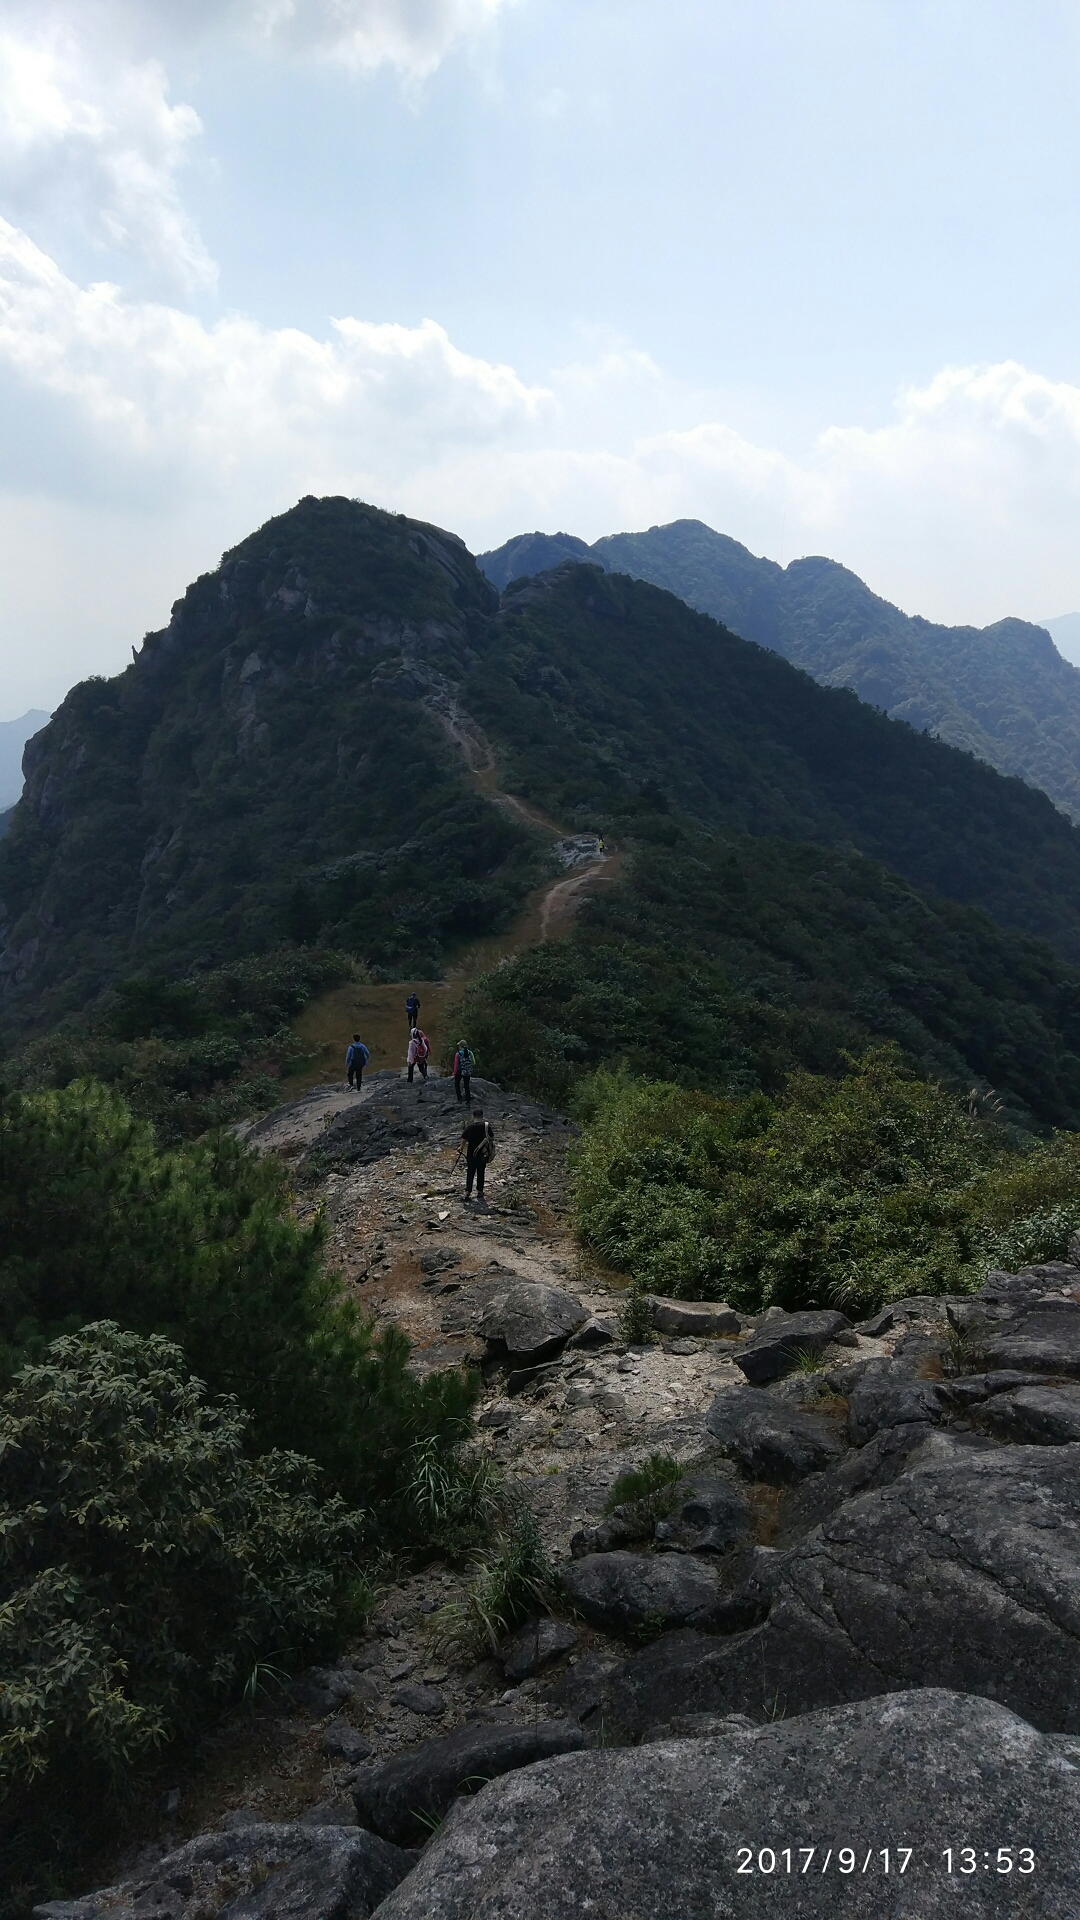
[2,0,1080,715]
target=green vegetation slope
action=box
[0,497,542,1037]
[467,562,1080,959]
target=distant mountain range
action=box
[1042,612,1080,668]
[479,524,1080,823]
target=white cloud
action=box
[3,0,517,83]
[0,21,214,292]
[0,215,550,501]
[0,0,515,298]
[638,362,1080,623]
[2,215,1080,715]
[238,0,515,81]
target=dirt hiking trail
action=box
[282,699,621,1097]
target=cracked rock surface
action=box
[371,1690,1080,1919]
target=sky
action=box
[2,0,1080,717]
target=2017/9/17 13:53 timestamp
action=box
[735,1846,1036,1876]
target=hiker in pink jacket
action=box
[407,1026,430,1083]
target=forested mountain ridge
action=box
[479,519,1080,823]
[465,560,1080,959]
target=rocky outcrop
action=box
[984,1302,1080,1376]
[351,1719,587,1846]
[705,1384,846,1481]
[479,1281,588,1366]
[33,1823,411,1920]
[370,1690,1080,1919]
[733,1309,851,1383]
[846,1361,950,1444]
[617,1443,1080,1735]
[653,1477,752,1555]
[979,1382,1080,1443]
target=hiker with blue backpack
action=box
[345,1034,370,1089]
[405,991,420,1031]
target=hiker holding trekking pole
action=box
[461,1107,495,1204]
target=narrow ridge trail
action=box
[283,700,621,1097]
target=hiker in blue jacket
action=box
[346,1034,370,1089]
[405,991,420,1031]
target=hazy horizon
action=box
[2,2,1080,713]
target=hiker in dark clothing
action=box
[345,1034,370,1089]
[453,1040,474,1104]
[462,1107,494,1203]
[405,991,420,1031]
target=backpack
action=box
[347,1042,368,1069]
[416,1032,430,1060]
[458,1048,473,1074]
[475,1122,496,1164]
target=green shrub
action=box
[433,1495,558,1661]
[0,1323,363,1898]
[6,948,356,1142]
[603,1452,682,1518]
[573,1050,1080,1317]
[404,1439,504,1557]
[617,1280,655,1347]
[0,1079,477,1513]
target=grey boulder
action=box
[33,1823,411,1920]
[323,1722,373,1764]
[734,1309,851,1384]
[479,1282,588,1364]
[620,1443,1080,1735]
[648,1297,740,1337]
[502,1616,578,1681]
[561,1550,728,1634]
[369,1690,1080,1920]
[980,1383,1080,1445]
[390,1684,446,1717]
[352,1718,586,1845]
[565,1314,618,1349]
[705,1385,846,1482]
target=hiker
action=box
[345,1033,370,1089]
[597,833,606,854]
[461,1106,495,1204]
[407,1025,430,1083]
[453,1039,474,1104]
[405,991,420,1031]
